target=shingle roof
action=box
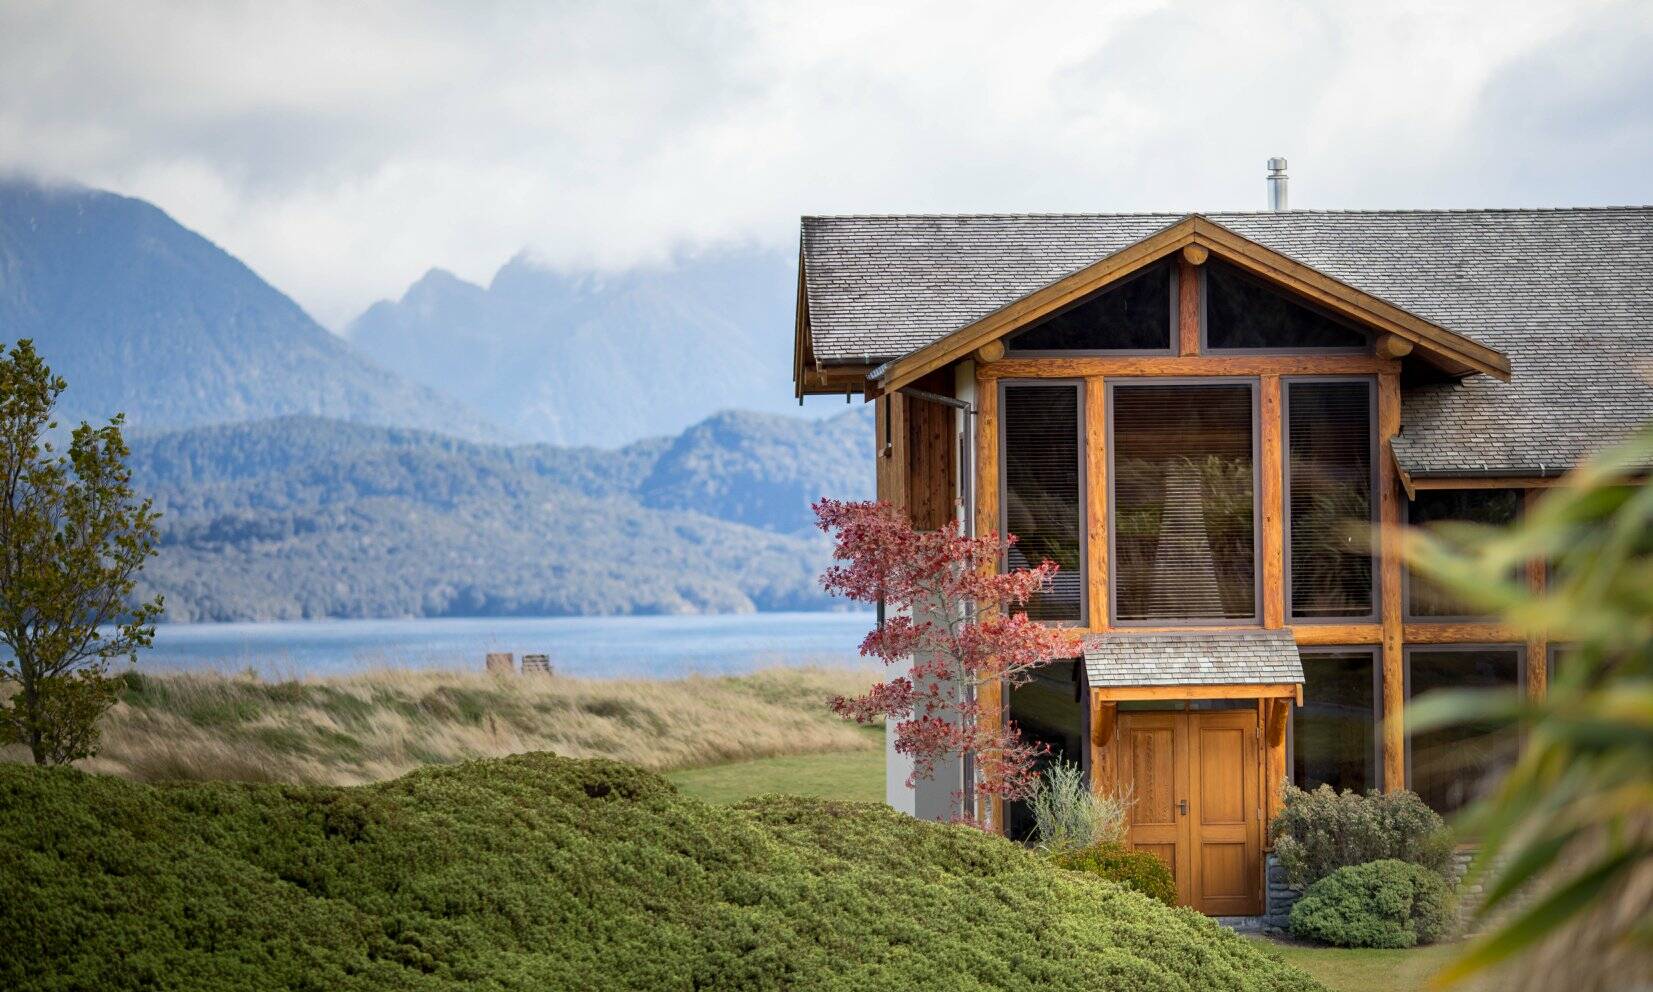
[800,209,1653,476]
[1081,630,1304,688]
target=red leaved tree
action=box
[814,498,1078,824]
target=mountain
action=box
[129,406,873,622]
[0,178,496,440]
[347,249,820,447]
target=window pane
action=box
[1206,260,1368,349]
[1406,489,1522,617]
[1113,383,1256,621]
[1005,660,1085,842]
[1009,264,1171,352]
[1294,651,1377,794]
[1409,648,1520,815]
[1003,383,1083,622]
[1288,381,1374,618]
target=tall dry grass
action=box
[0,666,879,786]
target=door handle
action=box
[1178,799,1189,816]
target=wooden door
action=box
[1116,710,1263,915]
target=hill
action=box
[0,753,1324,991]
[0,178,495,440]
[347,250,821,447]
[128,408,873,621]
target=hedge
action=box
[1289,859,1457,949]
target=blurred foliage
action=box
[1405,424,1653,989]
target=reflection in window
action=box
[1294,651,1378,794]
[1002,383,1083,622]
[1005,660,1085,842]
[1008,264,1172,352]
[1287,381,1375,619]
[1406,489,1522,617]
[1205,260,1368,350]
[1408,648,1521,815]
[1112,383,1256,622]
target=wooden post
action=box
[1090,695,1117,800]
[1525,489,1549,700]
[974,375,1003,831]
[1377,373,1406,792]
[1263,697,1289,822]
[1260,375,1285,629]
[1178,259,1201,356]
[1086,377,1108,631]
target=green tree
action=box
[0,340,162,765]
[1406,423,1653,990]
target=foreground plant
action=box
[813,499,1076,822]
[1030,760,1128,854]
[0,340,162,765]
[1406,423,1653,989]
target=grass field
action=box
[1251,938,1457,992]
[667,730,885,803]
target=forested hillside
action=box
[129,408,873,621]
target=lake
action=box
[135,612,879,680]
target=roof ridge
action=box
[801,206,1653,221]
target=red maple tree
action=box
[814,498,1078,822]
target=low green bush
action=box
[0,753,1325,991]
[1289,859,1457,948]
[1270,783,1454,889]
[1049,841,1177,905]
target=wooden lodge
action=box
[789,181,1653,915]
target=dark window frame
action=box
[997,378,1088,627]
[1402,488,1526,622]
[1287,645,1384,793]
[1282,377,1380,624]
[1403,642,1526,793]
[1199,262,1374,355]
[1003,262,1180,357]
[1106,376,1263,627]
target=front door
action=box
[1116,709,1262,915]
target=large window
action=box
[1111,382,1257,623]
[1204,260,1369,351]
[1293,649,1379,794]
[1407,647,1522,815]
[1286,380,1376,620]
[1005,660,1086,842]
[1001,382,1084,622]
[1006,263,1174,353]
[1405,489,1523,618]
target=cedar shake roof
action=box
[1081,630,1304,688]
[798,208,1653,477]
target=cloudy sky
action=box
[2,0,1649,328]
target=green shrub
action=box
[1049,841,1177,906]
[1270,783,1454,889]
[0,754,1325,992]
[1028,760,1128,853]
[1290,859,1457,948]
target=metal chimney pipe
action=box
[1267,157,1289,211]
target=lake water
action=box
[135,612,878,680]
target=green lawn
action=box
[1251,938,1458,992]
[667,743,884,805]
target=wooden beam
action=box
[1265,697,1290,746]
[1403,622,1524,644]
[1093,682,1302,702]
[1089,690,1117,800]
[974,375,1002,832]
[1178,258,1201,356]
[1261,375,1284,629]
[1526,486,1549,702]
[1375,333,1414,359]
[974,340,1006,364]
[1092,701,1118,747]
[979,355,1398,379]
[1292,623,1383,645]
[1085,377,1109,630]
[1378,372,1405,793]
[798,364,877,395]
[1409,476,1566,491]
[1181,244,1210,266]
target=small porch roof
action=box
[1081,630,1304,691]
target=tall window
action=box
[1286,380,1375,619]
[1204,260,1369,350]
[1005,660,1085,842]
[1293,649,1379,794]
[1111,382,1257,622]
[1406,489,1523,618]
[1407,647,1522,815]
[1002,382,1084,622]
[1007,263,1173,353]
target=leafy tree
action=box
[1406,423,1653,989]
[0,340,162,764]
[813,498,1077,824]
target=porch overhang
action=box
[1082,630,1305,705]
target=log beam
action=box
[974,340,1006,364]
[1378,373,1405,792]
[1375,333,1415,359]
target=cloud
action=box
[0,0,1648,327]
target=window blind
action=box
[1112,383,1256,622]
[1287,381,1375,619]
[1001,383,1083,622]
